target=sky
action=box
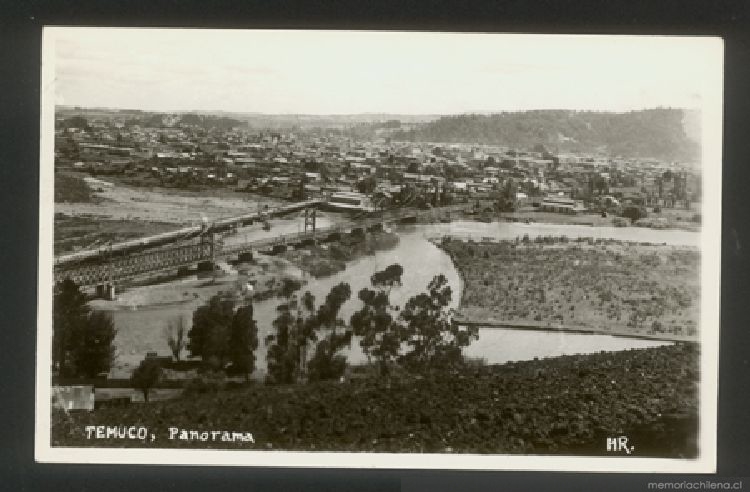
[47,28,722,115]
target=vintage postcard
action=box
[36,28,723,471]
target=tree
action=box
[266,278,316,384]
[351,266,403,377]
[61,115,90,131]
[307,283,352,382]
[131,357,162,403]
[399,274,478,371]
[369,264,403,291]
[53,278,89,376]
[266,294,318,384]
[164,316,187,362]
[316,282,352,335]
[53,279,117,378]
[188,294,235,370]
[265,303,300,384]
[68,311,117,378]
[306,339,348,382]
[622,206,647,224]
[229,304,259,379]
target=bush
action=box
[307,341,348,382]
[131,358,163,402]
[622,206,647,224]
[184,371,225,395]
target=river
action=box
[105,219,697,377]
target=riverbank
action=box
[438,236,699,341]
[51,343,698,457]
[454,308,692,343]
[497,208,700,233]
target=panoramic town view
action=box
[46,30,705,459]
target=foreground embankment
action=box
[51,344,698,457]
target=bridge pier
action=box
[197,260,216,272]
[271,244,288,255]
[297,238,316,248]
[95,283,116,300]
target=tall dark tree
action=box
[307,283,352,382]
[188,294,235,370]
[53,278,89,375]
[316,282,352,336]
[68,311,117,378]
[266,303,300,384]
[53,279,116,378]
[266,281,316,384]
[230,304,259,379]
[295,291,318,376]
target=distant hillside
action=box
[393,108,700,162]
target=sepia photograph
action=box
[36,28,722,471]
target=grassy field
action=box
[440,237,699,339]
[51,344,698,456]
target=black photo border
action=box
[2,0,749,490]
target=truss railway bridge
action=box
[53,200,465,297]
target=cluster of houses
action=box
[55,112,701,215]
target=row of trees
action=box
[52,264,478,397]
[183,264,477,384]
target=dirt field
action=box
[441,237,700,339]
[54,214,178,254]
[55,172,284,224]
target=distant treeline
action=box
[132,113,246,130]
[392,108,699,162]
[57,111,246,131]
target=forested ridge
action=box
[393,108,699,161]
